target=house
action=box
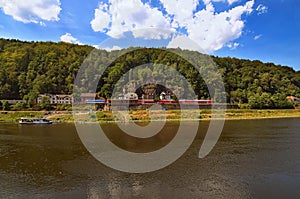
[37,94,73,104]
[80,93,98,104]
[55,95,73,104]
[125,93,138,100]
[287,96,300,104]
[160,92,171,100]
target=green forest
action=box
[0,38,299,109]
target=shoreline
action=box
[1,109,300,123]
[1,116,300,125]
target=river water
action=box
[0,118,300,199]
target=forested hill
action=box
[0,39,93,101]
[0,38,299,108]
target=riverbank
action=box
[1,109,300,123]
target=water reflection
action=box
[0,118,300,198]
[84,172,251,199]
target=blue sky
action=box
[0,0,299,70]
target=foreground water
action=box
[0,118,300,199]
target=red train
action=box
[86,99,213,105]
[106,99,213,105]
[138,99,213,104]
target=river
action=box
[0,118,300,198]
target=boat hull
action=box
[19,118,53,124]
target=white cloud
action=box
[254,34,262,40]
[227,0,240,5]
[159,0,199,26]
[99,45,122,51]
[90,2,111,33]
[60,33,82,45]
[39,21,46,26]
[90,0,255,52]
[256,4,268,15]
[167,35,205,52]
[132,28,173,40]
[227,42,240,50]
[91,0,173,39]
[185,0,254,52]
[0,0,61,24]
[205,0,240,5]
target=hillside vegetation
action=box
[0,38,299,109]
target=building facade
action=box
[79,93,98,104]
[287,96,300,104]
[37,94,73,104]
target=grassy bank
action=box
[1,109,300,123]
[0,111,47,122]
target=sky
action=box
[0,0,299,70]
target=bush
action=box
[2,101,10,111]
[271,93,294,109]
[248,93,294,109]
[239,103,250,109]
[39,96,51,110]
[12,102,27,110]
[56,104,71,111]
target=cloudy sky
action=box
[0,0,299,70]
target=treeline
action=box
[0,38,93,102]
[212,57,300,108]
[0,38,299,109]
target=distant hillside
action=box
[0,38,299,109]
[0,38,93,101]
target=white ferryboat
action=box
[19,117,53,124]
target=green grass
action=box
[0,111,46,122]
[1,109,300,123]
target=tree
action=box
[248,95,261,109]
[12,102,27,110]
[260,92,272,109]
[2,101,10,111]
[39,96,51,110]
[25,90,39,107]
[271,93,294,109]
[0,38,299,110]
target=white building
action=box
[124,93,138,100]
[37,94,73,104]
